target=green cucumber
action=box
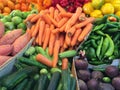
[18,57,48,69]
[24,79,35,90]
[35,46,46,56]
[45,48,53,60]
[62,69,71,90]
[24,46,36,56]
[37,74,49,90]
[47,72,61,90]
[59,50,77,58]
[1,66,38,89]
[14,79,28,90]
[57,79,62,90]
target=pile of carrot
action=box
[24,4,95,67]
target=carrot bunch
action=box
[25,4,95,67]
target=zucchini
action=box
[14,79,28,90]
[70,76,76,90]
[47,72,61,90]
[18,57,48,69]
[59,50,77,58]
[37,74,49,90]
[62,69,71,90]
[24,78,35,90]
[1,66,38,89]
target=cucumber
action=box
[14,79,28,90]
[47,72,61,90]
[57,79,62,90]
[70,76,76,90]
[62,69,71,90]
[1,66,38,89]
[45,48,53,60]
[24,79,35,90]
[37,74,49,90]
[18,57,48,69]
[24,46,35,56]
[35,46,46,55]
[59,50,77,58]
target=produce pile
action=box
[0,0,120,90]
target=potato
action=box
[0,56,12,66]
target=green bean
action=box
[96,37,103,60]
[113,34,120,43]
[93,24,105,31]
[95,30,105,36]
[107,28,119,33]
[91,40,97,48]
[104,34,114,57]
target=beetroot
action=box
[60,0,69,7]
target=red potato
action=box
[0,44,13,55]
[12,32,30,55]
[0,56,12,66]
[0,29,22,45]
[0,22,5,38]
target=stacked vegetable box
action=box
[0,0,120,90]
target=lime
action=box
[17,23,26,30]
[11,16,22,25]
[3,15,11,22]
[4,22,15,30]
[10,10,22,17]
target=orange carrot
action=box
[42,24,49,43]
[78,23,93,42]
[48,31,56,56]
[52,39,60,67]
[75,17,95,29]
[51,28,60,34]
[24,14,36,22]
[58,18,68,27]
[59,12,73,18]
[56,4,66,13]
[71,29,82,46]
[65,33,71,46]
[42,14,52,25]
[62,58,68,70]
[30,24,35,37]
[38,20,45,46]
[63,41,68,49]
[79,13,86,21]
[54,9,60,22]
[67,26,76,37]
[32,18,41,37]
[43,26,51,50]
[49,7,55,18]
[59,22,67,32]
[59,33,65,47]
[47,14,58,27]
[35,34,39,45]
[30,13,41,23]
[36,54,52,67]
[60,47,65,53]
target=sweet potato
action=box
[0,44,13,55]
[0,56,12,66]
[0,29,22,45]
[12,32,30,55]
[0,21,5,38]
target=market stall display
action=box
[0,0,120,90]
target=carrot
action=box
[63,41,68,49]
[24,14,36,22]
[71,29,82,46]
[30,24,35,37]
[59,22,67,32]
[43,26,51,50]
[75,17,95,29]
[60,47,65,53]
[79,13,86,21]
[52,39,60,67]
[67,26,76,37]
[65,33,71,46]
[78,23,93,42]
[49,7,55,18]
[36,54,52,67]
[42,24,49,43]
[58,17,68,27]
[47,14,58,27]
[56,4,66,13]
[59,12,73,18]
[62,58,68,70]
[38,20,45,46]
[54,9,60,22]
[51,28,60,34]
[35,34,39,45]
[42,14,52,25]
[30,13,41,23]
[59,33,65,47]
[32,18,41,37]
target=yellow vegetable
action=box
[105,0,112,3]
[112,0,120,12]
[101,3,114,15]
[90,10,103,18]
[83,2,94,14]
[92,0,105,9]
[115,11,120,17]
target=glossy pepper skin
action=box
[90,10,103,18]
